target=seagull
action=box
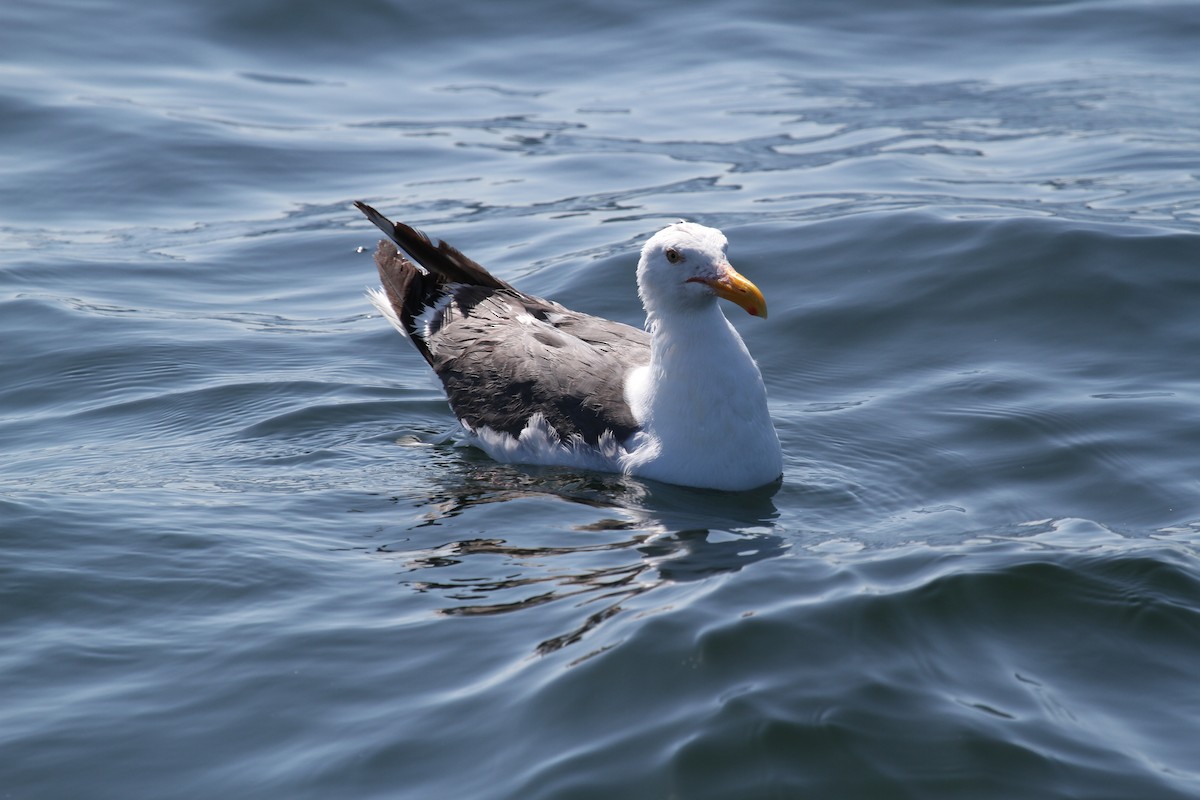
[355,201,782,491]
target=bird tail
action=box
[353,201,511,290]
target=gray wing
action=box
[357,202,650,445]
[425,288,650,444]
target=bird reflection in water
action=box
[374,466,787,657]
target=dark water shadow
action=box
[376,460,789,656]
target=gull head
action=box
[636,221,767,320]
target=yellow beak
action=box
[689,264,768,319]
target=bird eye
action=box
[665,248,682,264]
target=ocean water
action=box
[3,0,1200,797]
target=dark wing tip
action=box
[354,200,397,240]
[353,201,511,292]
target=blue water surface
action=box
[2,1,1199,797]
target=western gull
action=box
[355,201,783,491]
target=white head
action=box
[636,221,767,320]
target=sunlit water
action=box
[3,1,1199,797]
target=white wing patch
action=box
[367,287,405,336]
[414,285,466,340]
[370,282,469,342]
[462,412,629,473]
